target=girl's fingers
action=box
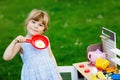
[15,35,26,43]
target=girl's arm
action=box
[45,36,63,80]
[48,39,63,80]
[48,42,58,66]
[3,35,25,61]
[44,36,58,66]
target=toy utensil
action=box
[111,74,120,80]
[26,34,49,50]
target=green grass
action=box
[0,0,120,80]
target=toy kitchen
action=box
[73,27,120,80]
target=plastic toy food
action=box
[91,67,98,80]
[87,49,106,64]
[106,66,116,73]
[91,67,98,74]
[97,72,105,79]
[26,34,49,49]
[35,40,45,48]
[95,58,110,70]
[92,74,97,80]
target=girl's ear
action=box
[43,29,46,32]
[43,27,48,32]
[44,29,46,31]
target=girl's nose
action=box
[34,24,38,28]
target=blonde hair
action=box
[25,9,49,31]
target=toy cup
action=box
[95,58,110,70]
[26,34,49,50]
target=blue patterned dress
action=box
[20,43,61,80]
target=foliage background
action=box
[0,0,120,80]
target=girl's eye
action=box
[32,21,35,24]
[38,24,43,27]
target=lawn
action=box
[0,0,120,80]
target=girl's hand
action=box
[14,35,26,43]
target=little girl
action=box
[3,9,62,80]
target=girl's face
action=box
[26,20,45,36]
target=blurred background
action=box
[0,0,120,80]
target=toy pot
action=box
[26,34,49,50]
[87,49,106,64]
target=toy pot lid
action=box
[26,34,49,50]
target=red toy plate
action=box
[26,34,49,50]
